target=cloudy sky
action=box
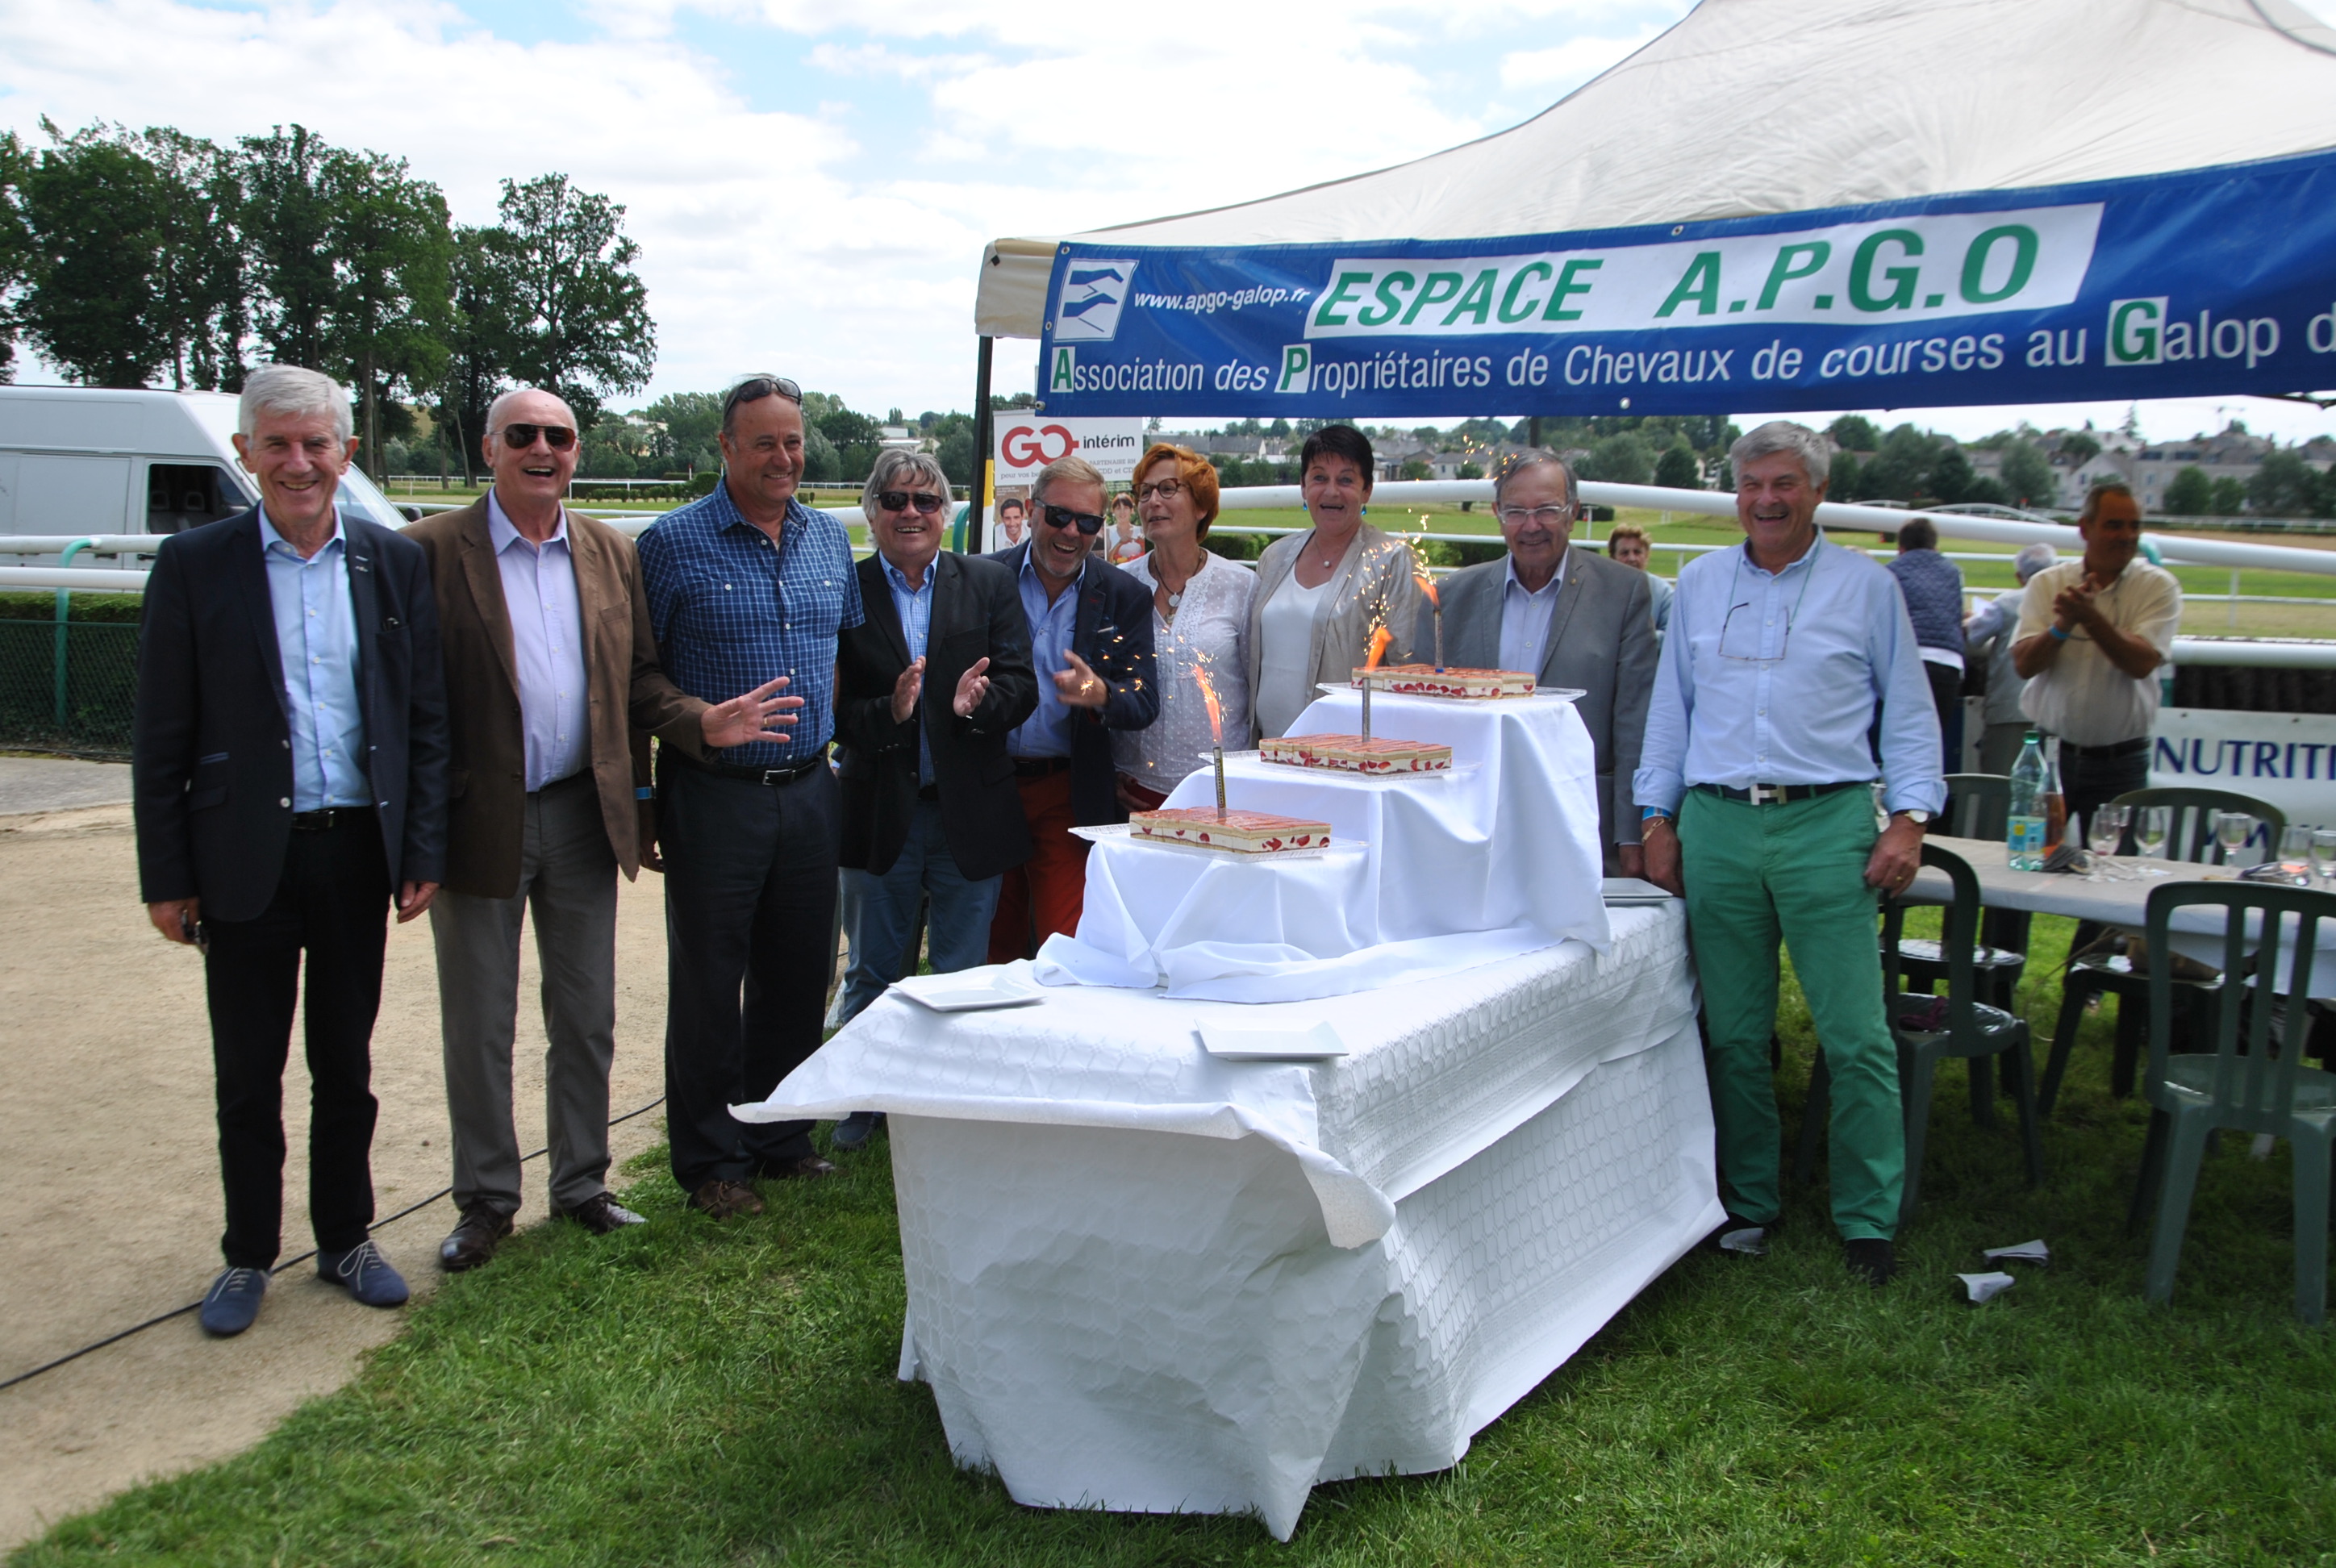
[4,0,2334,448]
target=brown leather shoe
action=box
[438,1204,514,1272]
[758,1154,838,1181]
[687,1178,765,1220]
[557,1192,647,1235]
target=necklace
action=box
[1158,548,1203,619]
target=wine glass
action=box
[2137,805,2171,860]
[2280,824,2314,882]
[2216,811,2255,867]
[2089,803,2131,859]
[2311,828,2336,889]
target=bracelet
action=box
[2048,624,2072,641]
[635,786,654,801]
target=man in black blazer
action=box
[984,455,1158,963]
[828,455,1038,1145]
[133,365,450,1338]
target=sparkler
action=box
[1192,654,1227,816]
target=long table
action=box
[736,905,1718,1540]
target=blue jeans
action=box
[836,798,1003,1026]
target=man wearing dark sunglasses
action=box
[406,386,802,1266]
[984,454,1158,961]
[638,373,865,1219]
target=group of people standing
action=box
[131,363,2177,1338]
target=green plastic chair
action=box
[2038,786,2286,1116]
[1797,841,2044,1221]
[2131,880,2336,1324]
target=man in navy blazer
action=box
[133,365,450,1337]
[984,454,1158,961]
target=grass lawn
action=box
[15,913,2336,1566]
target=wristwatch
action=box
[1892,809,1933,825]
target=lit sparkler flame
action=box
[1363,624,1393,670]
[1191,653,1224,745]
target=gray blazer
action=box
[1247,522,1422,742]
[1424,547,1657,858]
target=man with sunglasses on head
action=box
[636,375,862,1221]
[1636,421,1942,1290]
[406,387,801,1267]
[828,451,1039,1149]
[986,453,1158,961]
[1425,449,1657,876]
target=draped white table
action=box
[736,905,1716,1541]
[1036,688,1611,1003]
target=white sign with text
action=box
[2149,707,2336,829]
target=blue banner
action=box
[1032,150,2336,419]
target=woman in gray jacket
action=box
[1245,424,1422,740]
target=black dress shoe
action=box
[557,1192,647,1234]
[1845,1236,1897,1287]
[438,1204,514,1272]
[688,1178,764,1220]
[757,1154,838,1181]
[1706,1213,1782,1255]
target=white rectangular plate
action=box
[1207,750,1479,784]
[1070,823,1362,861]
[892,974,1046,1013]
[1602,877,1681,906]
[1316,682,1586,704]
[1199,1020,1348,1061]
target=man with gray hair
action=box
[829,450,1039,1149]
[134,363,449,1335]
[406,386,800,1268]
[1637,419,1944,1288]
[987,452,1158,960]
[1427,448,1657,873]
[1963,542,2058,775]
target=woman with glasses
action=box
[1245,424,1419,740]
[1112,444,1255,809]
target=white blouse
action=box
[1112,548,1258,792]
[1254,570,1332,740]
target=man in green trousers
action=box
[1636,421,1945,1287]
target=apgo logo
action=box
[1053,258,1139,342]
[999,423,1077,469]
[2109,297,2168,365]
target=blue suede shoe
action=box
[318,1240,409,1307]
[832,1110,886,1151]
[198,1266,268,1337]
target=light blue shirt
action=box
[1008,553,1082,759]
[880,552,936,786]
[259,508,371,811]
[487,492,590,791]
[1497,551,1567,677]
[1634,533,1945,817]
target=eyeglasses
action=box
[721,374,803,427]
[1041,503,1105,536]
[1495,504,1571,527]
[1137,478,1185,502]
[878,490,945,515]
[500,423,577,451]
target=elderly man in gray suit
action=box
[1425,449,1658,875]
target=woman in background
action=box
[1112,444,1254,809]
[1245,424,1417,740]
[1106,491,1145,564]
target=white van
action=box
[0,386,414,561]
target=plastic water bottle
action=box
[2008,732,2048,870]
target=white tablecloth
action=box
[1035,690,1611,1002]
[736,904,1717,1538]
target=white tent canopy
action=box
[977,0,2336,339]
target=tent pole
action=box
[968,336,996,553]
[1528,416,1541,448]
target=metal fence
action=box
[0,619,140,757]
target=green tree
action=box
[2161,465,2212,516]
[2209,476,2247,515]
[488,173,653,430]
[15,123,181,387]
[0,130,29,380]
[1400,458,1433,482]
[1927,445,1977,505]
[936,427,975,486]
[2250,449,2322,517]
[1863,423,1942,502]
[639,390,724,472]
[325,148,452,477]
[2057,430,2101,467]
[436,225,519,485]
[1455,461,1484,481]
[240,124,340,370]
[1578,432,1655,486]
[800,423,842,484]
[1997,440,2057,508]
[1829,451,1863,501]
[1827,414,1880,452]
[1653,441,1701,490]
[136,127,246,390]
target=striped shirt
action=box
[639,484,864,766]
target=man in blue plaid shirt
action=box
[639,375,864,1220]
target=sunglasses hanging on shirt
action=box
[500,423,578,451]
[1043,503,1106,536]
[878,490,946,515]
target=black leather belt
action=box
[1013,757,1073,778]
[1693,781,1866,806]
[2059,736,2149,760]
[290,805,373,832]
[670,750,827,787]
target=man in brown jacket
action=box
[407,387,797,1270]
